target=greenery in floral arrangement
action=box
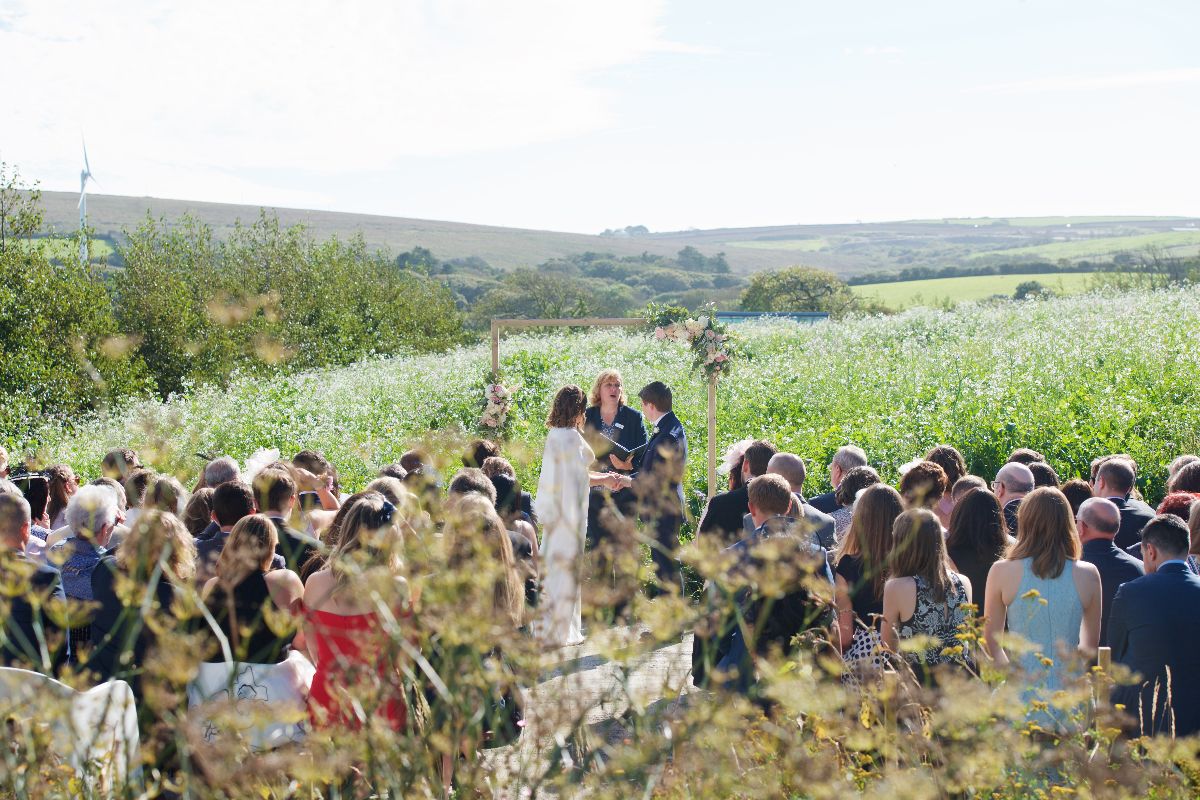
[644,302,739,379]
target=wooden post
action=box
[490,319,500,379]
[1098,646,1111,672]
[707,373,718,499]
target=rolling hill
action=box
[37,190,1200,278]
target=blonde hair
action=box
[116,509,197,583]
[1008,487,1080,579]
[329,492,402,590]
[588,369,627,407]
[215,514,278,585]
[443,493,523,628]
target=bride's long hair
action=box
[546,385,586,429]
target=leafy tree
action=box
[1013,280,1051,300]
[469,268,635,327]
[740,266,860,316]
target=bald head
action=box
[1077,497,1120,541]
[994,462,1035,503]
[767,453,806,494]
[0,491,31,549]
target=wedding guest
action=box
[1157,492,1196,522]
[378,462,407,480]
[45,463,79,530]
[0,490,67,673]
[1094,458,1155,550]
[898,460,948,513]
[182,487,216,539]
[100,448,141,481]
[809,445,868,514]
[1060,478,1094,517]
[195,481,284,585]
[54,484,120,601]
[1077,497,1143,646]
[951,475,987,500]
[122,468,153,531]
[615,382,687,592]
[463,438,501,469]
[0,447,7,478]
[449,468,498,504]
[292,449,342,513]
[20,471,53,542]
[829,465,881,541]
[1169,461,1200,494]
[200,455,240,489]
[254,467,321,573]
[945,488,1013,609]
[1109,514,1200,736]
[146,474,188,516]
[763,453,837,550]
[89,510,196,696]
[584,369,647,550]
[925,445,967,527]
[1188,499,1200,574]
[304,492,411,731]
[489,472,540,608]
[201,514,303,665]
[1029,461,1061,489]
[984,488,1102,730]
[303,490,371,578]
[1092,455,1155,513]
[992,462,1035,534]
[1008,447,1046,465]
[1170,454,1200,479]
[719,439,754,492]
[698,440,777,547]
[882,509,974,684]
[481,456,537,526]
[834,484,904,659]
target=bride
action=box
[534,385,621,647]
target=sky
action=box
[2,0,1198,233]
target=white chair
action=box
[187,650,315,752]
[0,667,140,793]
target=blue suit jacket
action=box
[1,551,67,673]
[1081,538,1144,647]
[1109,562,1200,736]
[634,411,688,518]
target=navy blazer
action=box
[699,486,750,546]
[1109,562,1200,736]
[1109,496,1155,551]
[1,551,67,673]
[1081,538,1144,647]
[634,411,688,518]
[584,404,649,472]
[807,491,839,515]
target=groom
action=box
[616,381,688,592]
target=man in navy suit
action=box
[1093,458,1155,551]
[1077,497,1144,647]
[697,439,778,547]
[0,487,67,673]
[1109,514,1200,737]
[615,382,688,592]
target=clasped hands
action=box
[600,471,632,491]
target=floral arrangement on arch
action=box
[479,379,515,434]
[646,302,739,379]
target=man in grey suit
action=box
[808,446,867,514]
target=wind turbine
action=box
[78,137,96,265]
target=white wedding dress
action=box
[533,425,594,647]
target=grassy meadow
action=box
[850,271,1103,308]
[968,230,1200,262]
[22,286,1200,518]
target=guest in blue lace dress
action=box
[882,509,975,685]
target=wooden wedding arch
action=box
[489,317,721,499]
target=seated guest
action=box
[489,473,540,608]
[1060,478,1094,517]
[763,453,837,550]
[121,468,154,532]
[1029,462,1061,489]
[254,468,321,573]
[201,515,304,665]
[463,438,501,469]
[182,487,216,539]
[1189,500,1200,574]
[1077,497,1144,646]
[984,488,1102,731]
[199,455,240,490]
[945,488,1013,609]
[951,475,987,500]
[925,445,967,528]
[992,462,1035,535]
[400,448,441,511]
[834,484,904,661]
[292,449,342,512]
[898,461,948,513]
[718,439,754,493]
[1109,514,1200,737]
[809,445,868,514]
[18,471,53,544]
[0,488,67,672]
[883,509,974,683]
[1008,448,1046,465]
[1094,458,1155,550]
[100,448,141,481]
[829,465,881,541]
[195,481,284,584]
[1169,461,1200,494]
[482,456,537,527]
[1092,454,1154,512]
[1170,454,1200,479]
[1157,492,1196,522]
[45,464,79,531]
[448,467,498,505]
[53,485,120,601]
[89,510,196,696]
[146,475,188,516]
[698,440,778,547]
[304,493,410,731]
[378,462,407,480]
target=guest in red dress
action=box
[303,492,411,730]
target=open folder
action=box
[596,433,649,462]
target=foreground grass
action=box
[20,286,1200,513]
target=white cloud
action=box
[966,67,1200,95]
[0,0,681,202]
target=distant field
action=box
[851,272,1103,308]
[725,238,828,251]
[970,231,1200,262]
[910,216,1191,227]
[29,236,116,262]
